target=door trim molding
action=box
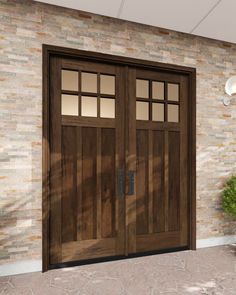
[42,44,196,272]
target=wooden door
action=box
[126,68,189,254]
[49,57,125,265]
[45,48,195,270]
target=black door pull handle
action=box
[127,170,135,195]
[117,169,125,197]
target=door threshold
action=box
[48,246,189,271]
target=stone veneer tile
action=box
[0,0,235,265]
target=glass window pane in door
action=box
[101,75,115,95]
[61,94,78,116]
[152,81,164,100]
[168,83,179,101]
[81,72,97,93]
[152,103,164,122]
[136,101,149,120]
[168,104,179,122]
[136,79,149,98]
[100,98,115,118]
[62,70,78,91]
[81,96,97,117]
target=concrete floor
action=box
[0,245,235,295]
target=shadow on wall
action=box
[0,194,41,263]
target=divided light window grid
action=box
[136,79,180,123]
[61,70,116,119]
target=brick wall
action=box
[0,0,235,265]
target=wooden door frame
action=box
[42,44,196,272]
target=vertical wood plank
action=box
[164,82,168,122]
[136,130,149,235]
[42,46,50,272]
[126,67,137,254]
[115,66,125,255]
[148,130,153,234]
[97,73,101,118]
[78,71,82,116]
[101,129,116,238]
[76,126,82,241]
[149,80,152,121]
[168,131,180,231]
[96,128,102,239]
[61,127,77,243]
[82,127,97,240]
[164,130,169,232]
[180,76,189,245]
[49,57,62,264]
[153,131,165,233]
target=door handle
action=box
[117,169,125,197]
[127,170,135,195]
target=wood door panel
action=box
[136,121,180,131]
[49,57,62,264]
[62,238,116,262]
[81,127,97,240]
[136,68,182,84]
[61,58,117,75]
[61,126,120,256]
[44,47,196,271]
[136,130,149,235]
[153,130,165,234]
[62,126,77,243]
[127,67,189,255]
[101,128,116,238]
[136,232,181,253]
[47,52,194,269]
[49,57,125,265]
[62,116,115,128]
[168,131,180,232]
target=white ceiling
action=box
[36,0,236,44]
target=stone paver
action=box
[0,245,235,295]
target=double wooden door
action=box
[47,53,194,268]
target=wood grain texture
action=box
[96,128,102,239]
[62,238,116,262]
[136,231,181,253]
[42,44,50,272]
[164,131,169,233]
[43,46,196,271]
[81,127,97,240]
[115,66,126,255]
[180,76,189,246]
[49,57,62,264]
[130,67,190,255]
[101,128,116,238]
[126,68,137,254]
[76,127,83,241]
[136,130,149,235]
[62,126,77,243]
[153,130,165,233]
[148,130,153,234]
[168,131,180,232]
[47,57,127,264]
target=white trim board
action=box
[0,235,236,277]
[197,234,236,249]
[0,260,42,277]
